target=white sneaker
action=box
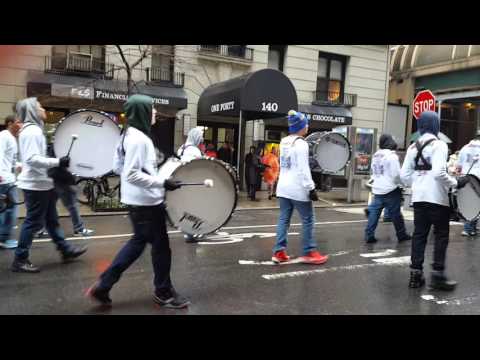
[462,231,469,236]
[73,228,95,237]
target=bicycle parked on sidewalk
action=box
[76,172,124,211]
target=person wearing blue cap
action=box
[401,111,469,290]
[272,110,329,265]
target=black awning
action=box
[198,68,298,120]
[26,72,188,110]
[299,104,353,127]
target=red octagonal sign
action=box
[413,90,436,120]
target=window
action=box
[51,45,106,72]
[151,45,174,81]
[316,52,347,104]
[268,45,286,72]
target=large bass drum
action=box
[158,157,239,236]
[305,131,352,173]
[451,174,480,222]
[53,109,121,178]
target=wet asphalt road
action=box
[1,207,480,315]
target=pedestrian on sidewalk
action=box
[245,146,264,201]
[11,98,87,273]
[87,95,188,309]
[364,134,411,244]
[0,115,22,249]
[401,111,468,291]
[272,110,329,265]
[35,144,95,239]
[177,127,204,243]
[262,147,279,200]
[204,142,217,158]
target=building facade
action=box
[389,45,480,152]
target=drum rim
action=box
[310,131,352,173]
[455,174,480,222]
[53,108,122,179]
[164,156,239,235]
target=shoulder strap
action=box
[180,144,195,157]
[414,138,436,170]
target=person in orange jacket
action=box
[262,147,280,200]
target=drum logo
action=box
[179,212,204,230]
[83,115,104,128]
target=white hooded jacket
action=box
[457,139,480,177]
[177,127,203,161]
[371,149,403,195]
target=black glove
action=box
[164,178,182,191]
[59,156,70,168]
[457,176,470,189]
[309,189,319,201]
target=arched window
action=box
[414,45,454,67]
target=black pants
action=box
[411,202,450,272]
[99,204,172,292]
[248,184,257,200]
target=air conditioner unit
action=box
[67,51,93,72]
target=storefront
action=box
[26,71,188,156]
[197,68,298,189]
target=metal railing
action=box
[313,91,357,107]
[145,67,185,87]
[45,54,114,79]
[198,45,254,61]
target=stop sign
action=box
[413,90,436,119]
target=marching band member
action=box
[401,111,468,290]
[87,95,189,309]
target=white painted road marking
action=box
[372,256,410,264]
[239,250,352,266]
[32,219,368,243]
[360,249,397,258]
[262,256,411,280]
[421,293,480,306]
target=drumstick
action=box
[66,134,79,157]
[178,179,214,188]
[466,158,479,175]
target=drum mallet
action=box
[178,179,214,188]
[66,134,79,157]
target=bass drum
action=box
[454,174,480,222]
[53,109,121,178]
[306,131,352,173]
[158,157,239,236]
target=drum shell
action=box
[308,132,352,174]
[454,174,480,222]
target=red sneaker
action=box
[272,250,290,264]
[300,251,328,265]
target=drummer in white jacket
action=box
[88,95,189,309]
[401,111,469,291]
[364,134,411,244]
[456,130,480,236]
[177,127,204,243]
[272,110,329,265]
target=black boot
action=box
[409,270,425,288]
[430,271,457,291]
[11,259,40,273]
[62,245,88,262]
[86,281,112,306]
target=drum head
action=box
[53,110,121,178]
[456,175,480,222]
[312,132,351,173]
[165,158,238,235]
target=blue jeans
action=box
[383,208,391,220]
[98,204,172,292]
[365,188,408,241]
[464,220,478,233]
[55,183,84,232]
[0,184,18,243]
[15,189,72,261]
[274,197,316,255]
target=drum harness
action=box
[413,138,436,171]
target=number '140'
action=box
[262,102,278,112]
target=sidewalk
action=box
[16,188,369,219]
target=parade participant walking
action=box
[272,110,328,265]
[87,95,188,308]
[456,130,480,236]
[401,111,469,290]
[11,98,87,273]
[262,147,279,200]
[364,134,411,244]
[0,115,22,249]
[177,127,204,243]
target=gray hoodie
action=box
[16,98,60,191]
[177,127,203,161]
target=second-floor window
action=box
[316,52,347,104]
[51,45,106,73]
[151,45,174,81]
[268,45,286,72]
